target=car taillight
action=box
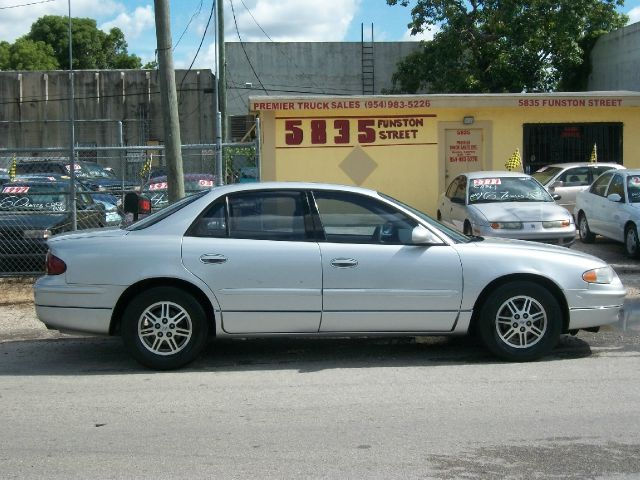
[138,197,152,214]
[46,252,67,275]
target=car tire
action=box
[625,225,640,258]
[477,281,562,362]
[121,286,210,370]
[578,213,595,243]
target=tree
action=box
[7,38,59,70]
[386,0,628,93]
[25,15,141,69]
[0,41,10,70]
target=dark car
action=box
[141,174,217,211]
[0,179,106,274]
[15,159,138,195]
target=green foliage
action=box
[26,16,141,69]
[386,0,628,93]
[0,41,10,70]
[8,38,59,70]
[143,60,159,70]
[0,15,142,71]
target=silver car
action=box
[532,162,624,212]
[35,182,625,369]
[575,168,640,258]
[438,171,576,246]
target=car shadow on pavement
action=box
[0,333,594,376]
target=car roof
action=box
[463,171,531,179]
[537,162,624,170]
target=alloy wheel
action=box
[137,301,193,356]
[495,295,547,349]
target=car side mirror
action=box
[411,225,442,245]
[552,194,561,200]
[607,193,622,203]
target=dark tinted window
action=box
[227,191,308,241]
[313,190,417,245]
[188,201,227,237]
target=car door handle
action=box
[199,254,227,265]
[330,258,358,268]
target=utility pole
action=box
[154,0,185,201]
[217,0,227,143]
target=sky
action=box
[0,0,639,70]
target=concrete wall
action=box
[226,42,422,116]
[589,22,640,91]
[0,70,217,174]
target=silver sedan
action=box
[35,182,625,369]
[438,171,576,246]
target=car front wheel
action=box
[578,213,595,243]
[122,286,210,370]
[478,281,562,362]
[625,225,640,258]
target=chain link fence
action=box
[0,140,259,277]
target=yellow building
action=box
[250,92,640,215]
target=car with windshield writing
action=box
[34,182,624,369]
[437,171,576,246]
[575,168,640,257]
[141,174,217,212]
[532,162,624,212]
[0,179,106,274]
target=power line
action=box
[236,0,326,95]
[178,0,215,104]
[0,0,55,9]
[174,0,204,50]
[228,0,268,94]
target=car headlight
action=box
[543,219,572,228]
[23,229,52,239]
[490,222,523,230]
[582,266,616,284]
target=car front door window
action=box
[312,190,417,244]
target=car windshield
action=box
[379,193,471,243]
[0,184,68,212]
[468,176,553,204]
[83,163,117,179]
[627,175,640,203]
[142,177,216,208]
[532,167,563,186]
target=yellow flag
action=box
[9,156,16,181]
[589,144,597,163]
[505,148,522,171]
[139,155,152,179]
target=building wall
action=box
[226,42,422,116]
[0,69,217,174]
[251,93,640,215]
[589,22,640,91]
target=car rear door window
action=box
[228,191,309,241]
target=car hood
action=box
[0,212,68,230]
[466,237,604,263]
[470,202,571,223]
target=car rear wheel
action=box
[625,225,640,258]
[478,281,562,362]
[122,286,210,370]
[578,213,595,243]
